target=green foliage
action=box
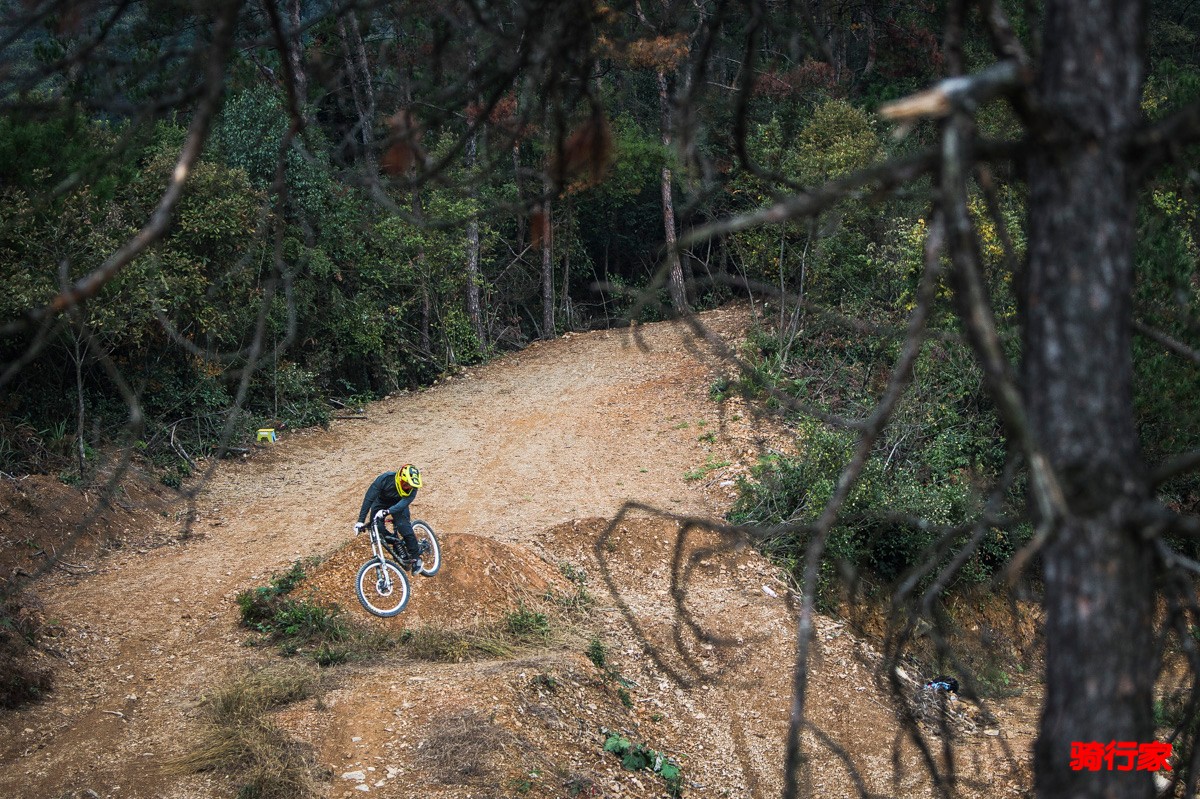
[586,636,639,709]
[504,604,551,642]
[727,102,890,315]
[793,101,882,186]
[0,111,135,198]
[601,731,683,796]
[264,363,331,430]
[732,413,1020,609]
[236,561,397,663]
[550,562,594,615]
[0,103,504,475]
[574,115,669,309]
[683,455,729,481]
[586,637,607,669]
[214,86,332,215]
[731,300,1018,604]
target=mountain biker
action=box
[354,464,424,573]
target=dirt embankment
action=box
[0,305,1036,799]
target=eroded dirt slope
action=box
[0,305,1034,799]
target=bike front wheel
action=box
[356,558,411,617]
[411,520,441,577]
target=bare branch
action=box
[680,139,1021,250]
[981,0,1032,70]
[783,210,947,799]
[879,60,1025,122]
[683,147,936,246]
[1132,99,1200,174]
[1134,318,1200,367]
[1152,449,1200,487]
[940,114,1065,572]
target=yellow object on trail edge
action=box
[256,428,277,443]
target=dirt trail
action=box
[0,305,1034,799]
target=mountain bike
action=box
[355,516,442,617]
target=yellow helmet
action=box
[396,464,422,494]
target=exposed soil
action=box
[0,305,1037,799]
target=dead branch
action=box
[1133,319,1200,367]
[1152,448,1200,487]
[783,209,947,799]
[879,60,1026,122]
[1131,99,1200,174]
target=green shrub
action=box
[602,731,683,796]
[236,561,396,662]
[551,562,594,615]
[732,414,1021,609]
[504,604,551,642]
[586,638,607,669]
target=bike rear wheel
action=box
[411,520,441,577]
[356,558,410,616]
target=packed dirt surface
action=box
[0,305,1036,799]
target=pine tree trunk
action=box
[465,130,484,351]
[656,69,687,314]
[541,192,554,338]
[338,15,376,171]
[287,0,306,106]
[561,197,572,330]
[72,327,87,483]
[513,140,525,249]
[1026,3,1152,797]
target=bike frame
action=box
[366,517,399,586]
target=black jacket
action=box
[358,472,418,523]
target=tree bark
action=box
[71,323,88,483]
[338,14,376,172]
[465,129,485,351]
[561,197,572,329]
[513,140,525,249]
[541,191,554,338]
[1026,3,1153,797]
[656,68,687,314]
[287,0,307,106]
[634,0,687,314]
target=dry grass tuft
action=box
[416,709,508,785]
[400,601,578,663]
[0,592,54,708]
[400,624,515,662]
[168,662,321,799]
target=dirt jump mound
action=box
[299,532,568,628]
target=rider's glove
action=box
[374,509,389,521]
[354,522,365,535]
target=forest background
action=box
[2,1,1200,797]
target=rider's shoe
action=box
[408,556,423,574]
